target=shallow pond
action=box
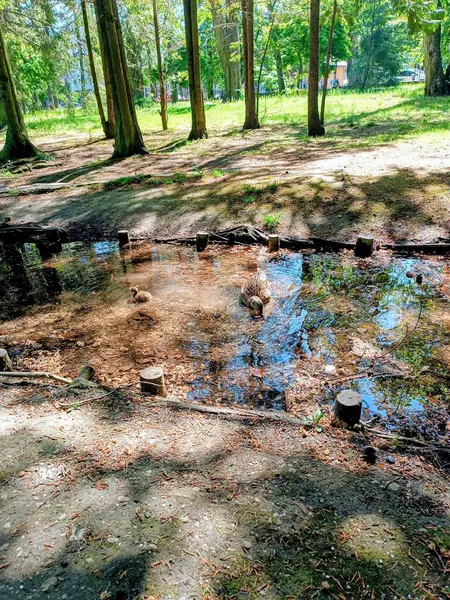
[1,241,449,425]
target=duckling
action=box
[130,286,152,303]
[240,269,271,317]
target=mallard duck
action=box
[240,269,271,317]
[130,286,152,303]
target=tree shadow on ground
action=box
[0,408,448,600]
[4,166,448,244]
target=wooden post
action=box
[140,367,167,397]
[44,227,61,243]
[335,389,362,426]
[0,349,12,371]
[196,231,209,252]
[76,365,95,381]
[118,230,130,248]
[354,235,374,258]
[268,234,280,252]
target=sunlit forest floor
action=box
[1,84,450,242]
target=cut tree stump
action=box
[355,235,374,258]
[140,367,167,397]
[118,230,130,247]
[268,234,280,252]
[196,231,209,252]
[335,389,362,426]
[0,349,12,371]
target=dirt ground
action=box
[1,127,450,243]
[0,381,449,600]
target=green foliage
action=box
[262,214,281,232]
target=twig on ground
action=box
[0,371,72,384]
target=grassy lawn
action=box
[20,84,450,147]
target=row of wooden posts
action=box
[118,229,375,257]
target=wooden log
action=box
[118,230,130,247]
[140,367,167,397]
[0,349,12,372]
[335,389,362,426]
[268,234,280,252]
[196,231,209,252]
[354,235,374,258]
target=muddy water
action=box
[1,242,449,421]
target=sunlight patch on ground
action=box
[338,514,406,562]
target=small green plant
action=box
[303,408,324,432]
[211,168,225,178]
[267,180,279,193]
[242,183,265,195]
[243,194,257,204]
[262,213,281,232]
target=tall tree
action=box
[0,18,43,163]
[308,0,325,136]
[268,1,285,94]
[424,25,445,96]
[81,0,113,138]
[93,0,115,136]
[320,0,338,124]
[242,0,259,128]
[152,0,168,130]
[183,0,208,139]
[95,0,146,157]
[209,0,241,101]
[74,4,87,107]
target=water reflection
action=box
[1,242,449,417]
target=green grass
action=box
[14,85,450,149]
[262,213,281,232]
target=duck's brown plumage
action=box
[240,270,271,307]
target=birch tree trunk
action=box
[95,0,146,157]
[242,0,260,129]
[0,20,43,163]
[183,0,208,139]
[307,0,325,136]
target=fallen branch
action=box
[0,371,72,384]
[144,398,306,426]
[361,425,450,455]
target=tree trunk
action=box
[81,0,112,138]
[210,0,241,101]
[268,1,285,95]
[75,9,87,107]
[307,0,325,136]
[275,49,285,94]
[94,0,115,138]
[320,0,337,124]
[95,0,146,157]
[0,21,43,163]
[424,26,446,96]
[152,0,168,130]
[242,0,259,129]
[183,0,208,139]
